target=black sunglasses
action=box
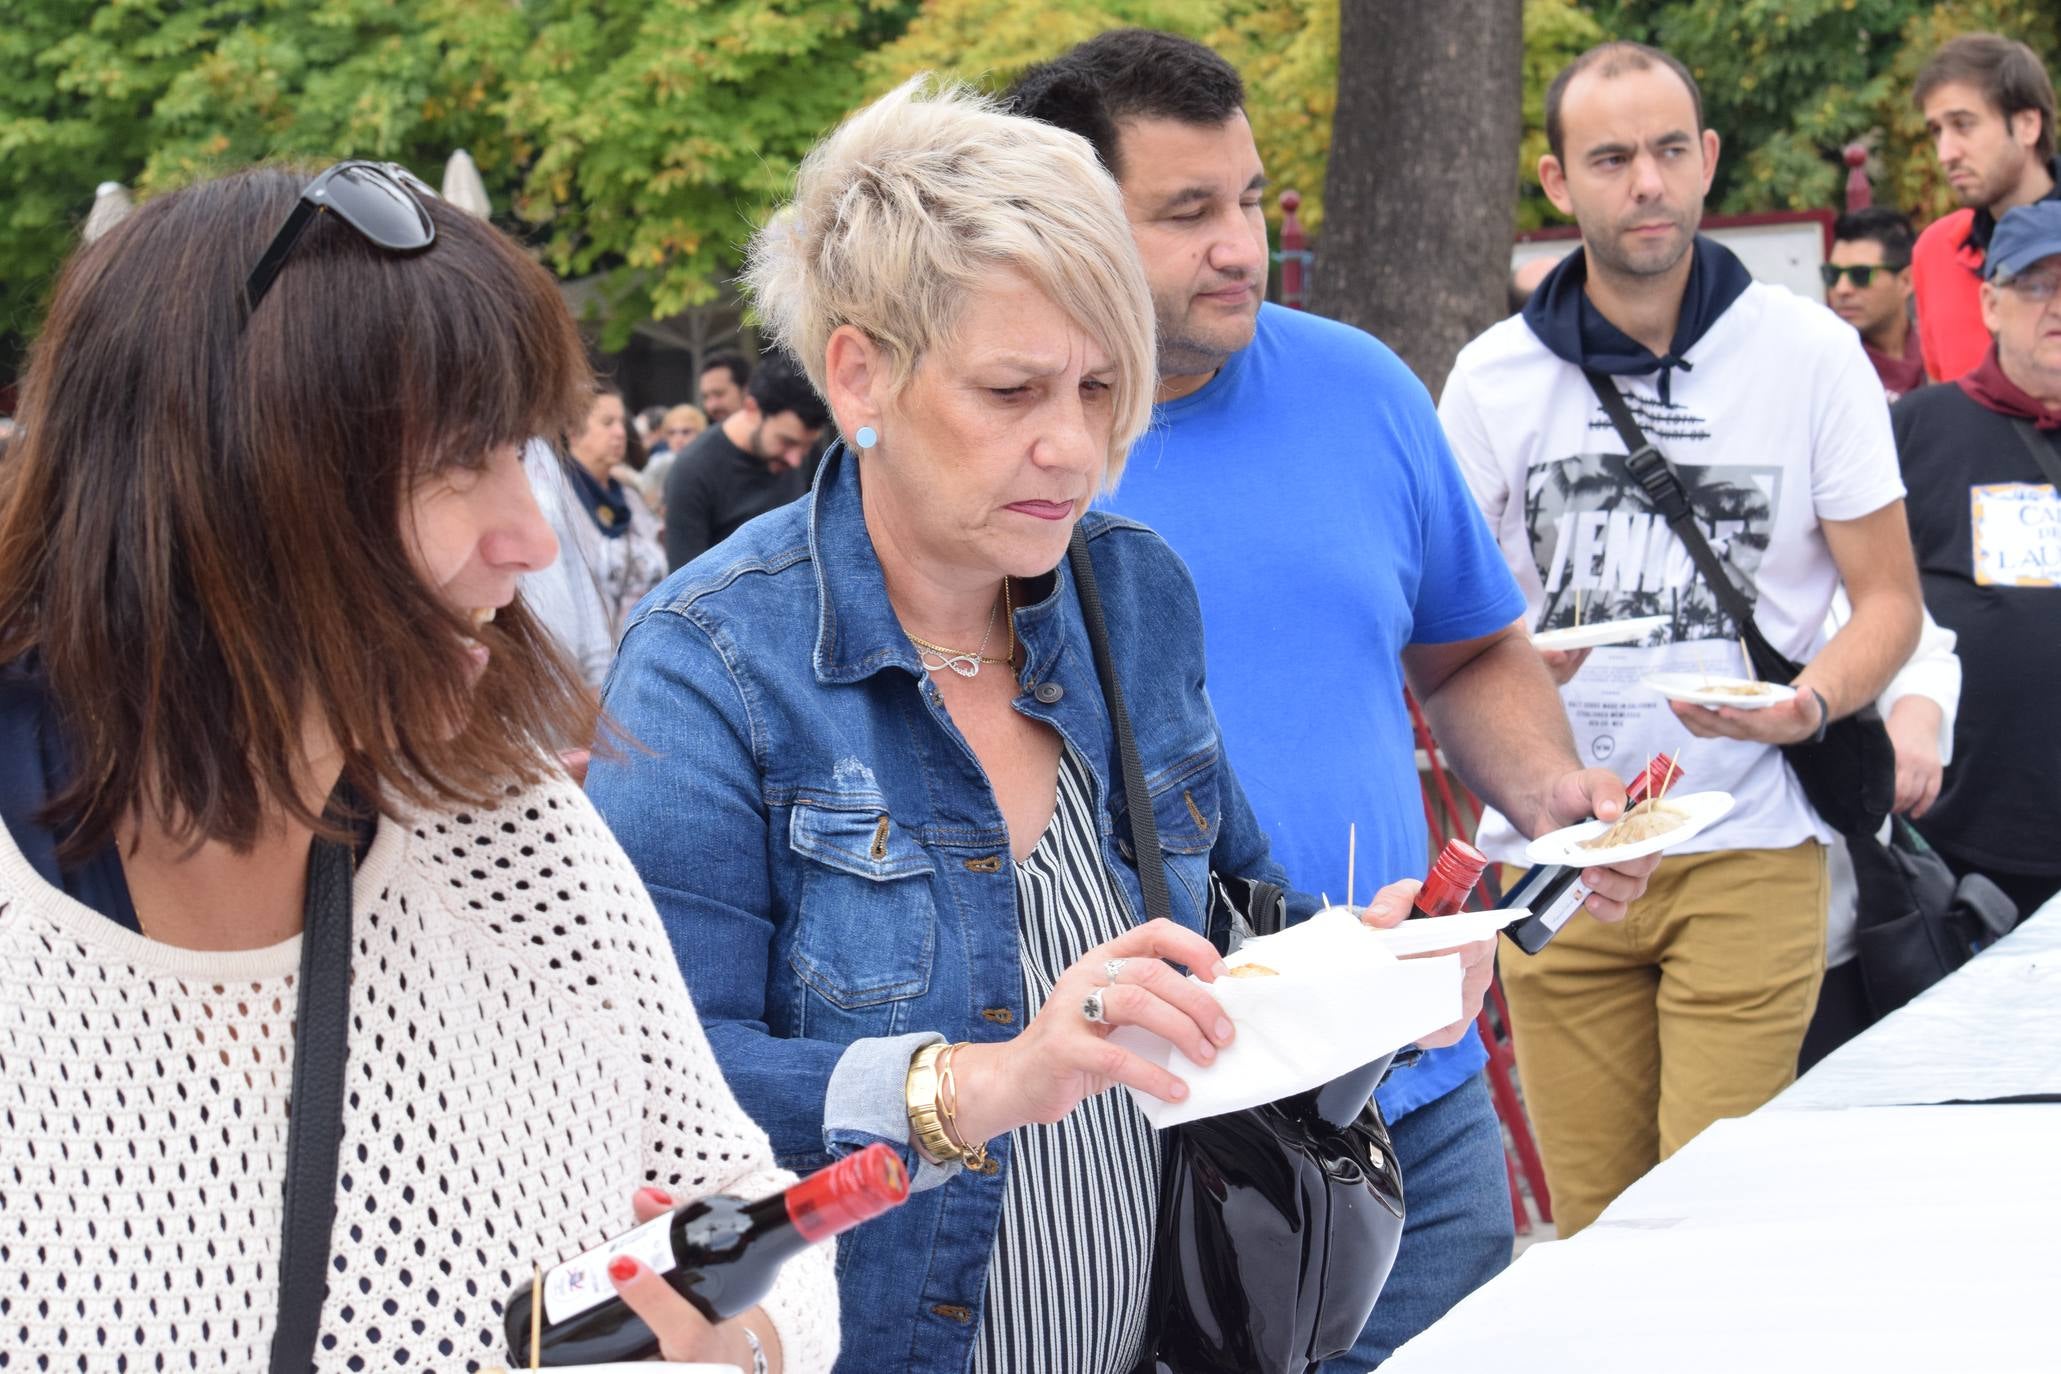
[244,161,439,318]
[1819,262,1906,289]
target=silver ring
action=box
[1081,989,1108,1025]
[1103,958,1129,985]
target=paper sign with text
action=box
[1971,482,2061,588]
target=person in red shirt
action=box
[1825,208,1926,400]
[1911,34,2059,382]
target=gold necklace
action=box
[907,579,1015,678]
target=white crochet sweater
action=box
[0,775,839,1372]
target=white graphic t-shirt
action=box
[1440,282,1908,859]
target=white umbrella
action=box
[441,150,491,219]
[82,182,133,243]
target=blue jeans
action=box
[1321,1070,1514,1370]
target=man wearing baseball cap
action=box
[1892,200,2061,920]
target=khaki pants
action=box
[1499,843,1828,1236]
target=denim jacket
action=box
[586,443,1308,1374]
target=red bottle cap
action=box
[785,1142,910,1244]
[1628,753,1684,803]
[1416,838,1489,919]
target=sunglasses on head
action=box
[1819,262,1905,289]
[244,161,439,320]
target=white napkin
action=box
[1366,905,1532,957]
[1111,907,1466,1128]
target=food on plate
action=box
[1702,679,1776,697]
[1577,798,1690,850]
[1223,962,1280,978]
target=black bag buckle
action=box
[1623,444,1691,520]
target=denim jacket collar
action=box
[808,440,1073,695]
[808,441,927,686]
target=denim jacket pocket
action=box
[786,804,938,1036]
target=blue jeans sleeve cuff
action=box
[823,1030,960,1193]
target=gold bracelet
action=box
[937,1041,990,1170]
[905,1042,960,1166]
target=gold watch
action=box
[905,1042,962,1165]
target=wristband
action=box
[1807,687,1830,744]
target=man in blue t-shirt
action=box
[1013,30,1660,1365]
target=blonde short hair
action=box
[746,76,1156,484]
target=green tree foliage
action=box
[3,0,2058,377]
[862,0,1335,235]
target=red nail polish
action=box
[642,1186,674,1207]
[608,1255,638,1283]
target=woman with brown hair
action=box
[0,164,837,1372]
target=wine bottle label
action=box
[542,1212,676,1324]
[1536,876,1592,934]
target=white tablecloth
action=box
[1383,896,2061,1374]
[1775,893,2061,1110]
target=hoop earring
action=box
[854,425,879,450]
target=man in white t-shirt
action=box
[1441,41,1923,1235]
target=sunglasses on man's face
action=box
[1819,262,1905,289]
[244,161,438,320]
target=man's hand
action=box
[1885,696,1945,818]
[1538,645,1592,686]
[1353,879,1494,1050]
[1538,768,1661,923]
[1667,687,1824,747]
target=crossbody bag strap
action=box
[1067,527,1174,925]
[1582,369,1796,677]
[2008,417,2061,490]
[269,787,361,1374]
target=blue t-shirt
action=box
[1105,304,1526,1118]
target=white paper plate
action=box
[1524,790,1736,867]
[1362,906,1532,957]
[1642,671,1797,710]
[1530,614,1671,652]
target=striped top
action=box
[974,747,1161,1374]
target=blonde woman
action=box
[587,80,1439,1373]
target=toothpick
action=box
[530,1263,541,1370]
[1321,891,1333,911]
[1738,634,1754,682]
[1346,823,1357,913]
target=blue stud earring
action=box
[854,425,879,450]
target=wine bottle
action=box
[504,1143,910,1365]
[1504,753,1679,956]
[1409,838,1490,919]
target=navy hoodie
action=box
[1522,234,1753,402]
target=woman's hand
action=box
[951,918,1234,1145]
[604,1186,780,1371]
[1352,878,1495,1050]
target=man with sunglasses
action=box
[1825,209,1924,402]
[1891,202,2061,924]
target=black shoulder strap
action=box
[1582,369,1797,679]
[2008,417,2061,491]
[269,788,361,1374]
[1067,527,1173,924]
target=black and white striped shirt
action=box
[974,747,1161,1374]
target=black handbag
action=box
[269,786,361,1373]
[1066,530,1407,1374]
[1584,371,1897,837]
[1850,816,2018,1019]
